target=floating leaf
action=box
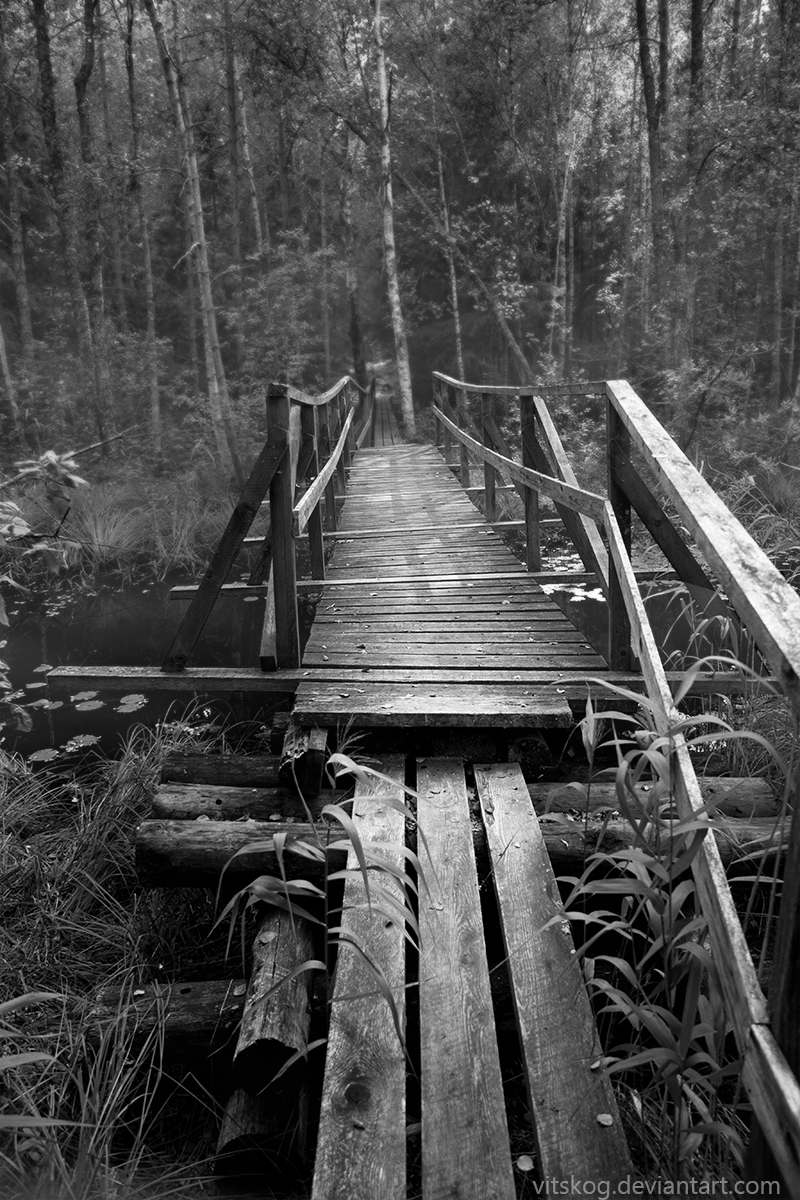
[71,691,99,702]
[28,748,60,763]
[32,664,53,674]
[63,734,100,749]
[74,700,104,712]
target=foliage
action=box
[548,681,788,1182]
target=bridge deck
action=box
[294,443,609,727]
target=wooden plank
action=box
[311,757,406,1200]
[528,776,779,819]
[294,685,573,726]
[433,404,606,521]
[47,665,302,692]
[417,760,515,1199]
[161,438,287,672]
[475,763,633,1187]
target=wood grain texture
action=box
[417,759,515,1200]
[312,757,407,1200]
[475,763,633,1187]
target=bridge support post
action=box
[266,384,300,669]
[481,392,497,521]
[520,394,542,571]
[451,383,470,488]
[607,399,634,670]
[301,406,325,581]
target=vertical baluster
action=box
[302,405,325,582]
[434,379,443,447]
[519,393,541,571]
[481,392,497,521]
[456,385,470,488]
[607,399,633,670]
[266,385,300,669]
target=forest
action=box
[1,0,799,478]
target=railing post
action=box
[343,384,355,464]
[519,393,541,571]
[320,404,338,531]
[455,385,470,488]
[607,398,633,670]
[265,383,300,669]
[434,379,443,447]
[481,392,497,521]
[334,396,347,494]
[301,405,325,582]
[369,378,377,448]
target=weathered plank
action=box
[417,759,515,1200]
[312,758,407,1200]
[475,763,633,1187]
[293,683,573,727]
[529,776,778,819]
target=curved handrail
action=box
[293,405,355,535]
[433,369,606,398]
[432,404,604,521]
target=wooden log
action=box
[529,776,778,819]
[151,783,341,822]
[161,753,282,787]
[312,757,407,1200]
[233,907,316,1094]
[279,724,330,799]
[135,819,345,889]
[87,978,246,1058]
[216,1085,308,1181]
[476,762,633,1188]
[270,710,292,754]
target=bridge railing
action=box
[162,374,364,674]
[433,368,800,1190]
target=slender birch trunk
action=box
[373,0,415,435]
[223,0,245,368]
[235,64,264,259]
[143,0,244,485]
[0,319,21,435]
[98,24,128,328]
[320,137,331,379]
[340,129,369,392]
[125,0,161,462]
[434,130,465,381]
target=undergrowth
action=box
[550,672,793,1185]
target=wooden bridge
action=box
[52,371,800,1196]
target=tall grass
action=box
[549,675,791,1183]
[0,723,223,1198]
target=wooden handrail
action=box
[282,375,352,407]
[293,406,355,535]
[606,379,800,718]
[433,369,606,399]
[432,404,606,522]
[602,496,800,1192]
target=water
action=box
[2,572,277,760]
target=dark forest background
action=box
[1,0,799,479]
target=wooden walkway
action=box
[294,443,606,728]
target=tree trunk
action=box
[340,130,369,392]
[125,0,161,463]
[143,0,244,485]
[31,0,105,442]
[434,130,465,381]
[235,57,264,259]
[0,318,21,435]
[373,0,415,435]
[98,23,128,328]
[223,0,245,369]
[0,6,32,436]
[635,0,667,284]
[320,136,331,379]
[74,0,113,451]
